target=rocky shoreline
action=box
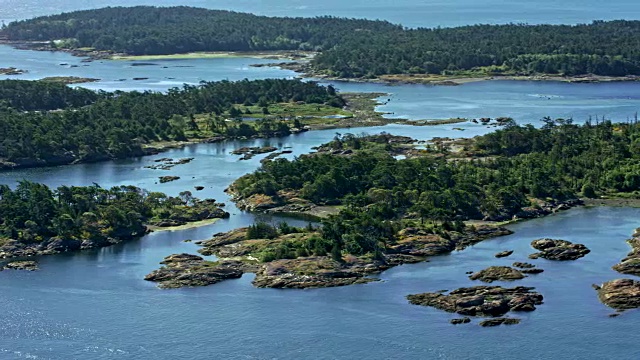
[611,228,640,276]
[0,199,229,260]
[407,286,544,324]
[594,228,640,311]
[0,229,147,260]
[254,59,640,86]
[144,224,513,289]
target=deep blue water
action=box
[2,1,640,358]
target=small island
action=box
[40,76,100,84]
[0,67,26,75]
[0,182,229,259]
[145,222,512,289]
[407,286,544,326]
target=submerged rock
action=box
[159,176,180,183]
[468,266,525,283]
[3,260,38,271]
[450,317,471,325]
[479,318,520,327]
[521,268,544,274]
[512,262,536,269]
[529,238,590,260]
[596,279,640,310]
[407,286,543,317]
[495,250,514,258]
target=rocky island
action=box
[612,229,640,276]
[595,279,640,310]
[528,238,591,260]
[468,266,526,283]
[407,286,544,325]
[145,223,512,289]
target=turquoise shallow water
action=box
[1,1,640,358]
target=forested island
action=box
[187,120,640,286]
[144,120,640,324]
[0,79,346,169]
[3,6,640,80]
[0,181,229,260]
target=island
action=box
[147,118,640,291]
[0,78,355,170]
[0,181,229,259]
[145,222,512,289]
[3,7,640,83]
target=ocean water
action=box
[1,1,640,359]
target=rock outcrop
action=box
[596,279,640,310]
[513,262,536,269]
[495,250,514,258]
[468,266,526,283]
[159,176,180,183]
[529,238,590,260]
[407,286,543,318]
[252,257,380,289]
[450,317,471,325]
[3,260,39,271]
[144,254,246,289]
[612,234,640,276]
[479,318,521,327]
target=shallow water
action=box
[2,44,640,123]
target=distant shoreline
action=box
[3,41,639,86]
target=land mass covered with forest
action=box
[0,79,365,170]
[146,120,640,323]
[0,181,229,260]
[3,7,640,83]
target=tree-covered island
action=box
[147,119,640,291]
[3,7,640,82]
[0,181,229,260]
[0,78,355,170]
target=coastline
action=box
[147,218,221,232]
[3,41,639,86]
[0,92,477,172]
[259,60,640,86]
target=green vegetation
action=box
[316,21,640,78]
[0,79,101,111]
[4,7,640,78]
[1,6,397,55]
[0,181,228,257]
[231,119,640,258]
[0,79,344,168]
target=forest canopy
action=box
[3,7,640,77]
[230,120,640,257]
[0,79,344,168]
[0,181,228,256]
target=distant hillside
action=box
[0,6,398,54]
